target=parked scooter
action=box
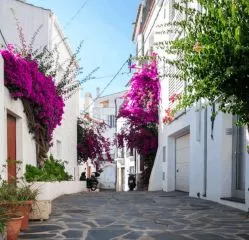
[128,174,136,191]
[86,172,100,191]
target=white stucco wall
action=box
[134,0,249,211]
[0,0,50,50]
[33,181,86,201]
[98,163,116,189]
[0,0,79,180]
[92,91,126,159]
[0,55,37,179]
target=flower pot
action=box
[7,215,24,240]
[16,201,33,231]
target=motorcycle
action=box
[128,174,136,191]
[86,172,100,191]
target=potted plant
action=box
[0,182,23,240]
[0,206,9,239]
[6,214,24,240]
[16,184,39,231]
[0,181,38,238]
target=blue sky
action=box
[27,0,140,100]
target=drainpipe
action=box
[114,98,118,190]
[134,149,137,188]
[203,107,207,197]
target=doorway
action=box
[121,168,125,191]
[232,116,245,200]
[175,134,190,192]
[7,114,17,183]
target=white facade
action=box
[88,91,125,189]
[92,91,126,159]
[0,0,79,179]
[115,117,136,192]
[133,0,249,211]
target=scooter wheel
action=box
[91,184,97,191]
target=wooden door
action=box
[7,114,17,183]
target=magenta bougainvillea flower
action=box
[116,56,160,185]
[117,55,160,158]
[77,116,112,167]
[1,46,64,143]
[119,56,160,125]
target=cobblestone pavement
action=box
[19,191,249,240]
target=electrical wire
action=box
[64,0,90,30]
[52,0,90,42]
[83,60,129,113]
[79,71,131,89]
[82,0,165,113]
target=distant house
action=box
[115,116,138,192]
[0,0,79,180]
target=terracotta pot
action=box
[16,201,33,231]
[7,215,24,240]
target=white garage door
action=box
[176,134,190,192]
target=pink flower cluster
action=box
[162,108,173,124]
[169,93,180,103]
[119,56,160,125]
[1,45,64,142]
[77,117,112,164]
[163,93,181,124]
[117,123,158,157]
[117,56,160,157]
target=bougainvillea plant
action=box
[1,45,64,166]
[0,18,97,166]
[162,93,181,124]
[117,56,160,186]
[77,115,112,170]
[160,0,249,127]
[119,55,160,124]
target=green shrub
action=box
[0,207,8,234]
[25,155,72,182]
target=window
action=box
[130,149,134,157]
[162,172,165,180]
[130,166,135,174]
[100,100,109,108]
[118,148,124,158]
[56,140,62,160]
[108,115,116,128]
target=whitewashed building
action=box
[80,90,127,189]
[92,90,126,159]
[133,0,249,211]
[115,116,139,192]
[92,91,126,189]
[0,0,79,180]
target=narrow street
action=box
[20,191,249,240]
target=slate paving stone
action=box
[23,225,64,232]
[238,234,249,240]
[122,231,144,239]
[66,223,84,229]
[192,233,229,240]
[150,231,192,240]
[19,233,57,239]
[20,191,249,240]
[86,229,128,240]
[95,218,115,226]
[62,230,83,238]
